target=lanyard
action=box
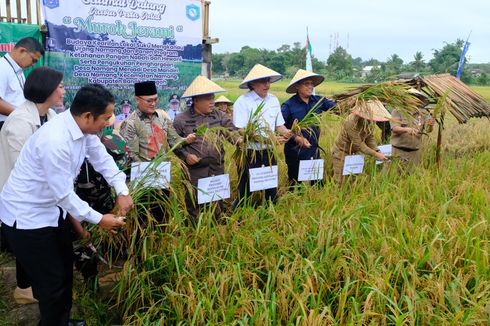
[2,56,25,90]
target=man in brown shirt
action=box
[173,76,240,223]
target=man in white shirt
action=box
[233,64,293,206]
[0,37,43,130]
[0,84,133,326]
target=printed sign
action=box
[298,159,324,181]
[197,174,230,204]
[249,165,278,192]
[376,144,392,164]
[130,161,171,188]
[342,155,364,175]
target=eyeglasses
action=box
[137,96,159,104]
[26,51,39,64]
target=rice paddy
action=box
[2,81,490,325]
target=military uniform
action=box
[390,108,432,165]
[120,109,184,162]
[331,114,379,184]
[173,107,238,221]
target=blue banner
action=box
[456,41,470,79]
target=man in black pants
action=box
[0,84,132,325]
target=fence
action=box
[0,0,42,25]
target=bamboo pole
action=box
[36,0,41,26]
[16,0,22,23]
[6,0,12,22]
[27,0,32,24]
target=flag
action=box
[306,29,313,72]
[456,40,470,79]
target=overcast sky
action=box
[208,0,489,64]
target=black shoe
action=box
[68,319,86,326]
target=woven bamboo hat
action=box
[353,100,392,122]
[182,75,225,98]
[215,95,233,104]
[286,69,325,94]
[239,64,283,89]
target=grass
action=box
[2,81,489,325]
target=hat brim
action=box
[352,100,391,122]
[181,90,224,99]
[286,75,325,94]
[239,75,283,89]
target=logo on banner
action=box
[43,0,59,9]
[186,4,200,21]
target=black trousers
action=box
[237,149,277,205]
[2,213,73,326]
[285,149,324,187]
[0,225,32,289]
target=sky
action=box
[208,0,490,64]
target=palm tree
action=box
[412,51,425,73]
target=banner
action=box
[456,40,470,79]
[42,0,202,113]
[0,22,43,73]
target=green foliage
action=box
[327,46,354,81]
[429,39,465,75]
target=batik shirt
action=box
[120,109,184,162]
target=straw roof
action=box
[417,74,490,123]
[333,74,490,124]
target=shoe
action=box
[68,319,86,326]
[13,286,38,305]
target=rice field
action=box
[2,82,490,325]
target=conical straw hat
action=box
[352,100,392,122]
[239,64,283,89]
[286,69,325,94]
[215,95,233,104]
[182,75,225,98]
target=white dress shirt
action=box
[0,110,128,229]
[233,90,285,150]
[0,54,26,122]
[0,100,57,190]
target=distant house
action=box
[360,65,380,78]
[470,69,482,77]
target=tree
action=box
[326,46,353,80]
[429,39,465,74]
[411,51,425,73]
[478,72,489,85]
[384,53,404,77]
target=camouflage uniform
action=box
[120,109,184,162]
[73,130,129,286]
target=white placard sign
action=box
[249,165,278,192]
[376,144,392,164]
[298,159,324,181]
[342,155,364,175]
[130,161,171,188]
[197,174,230,204]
